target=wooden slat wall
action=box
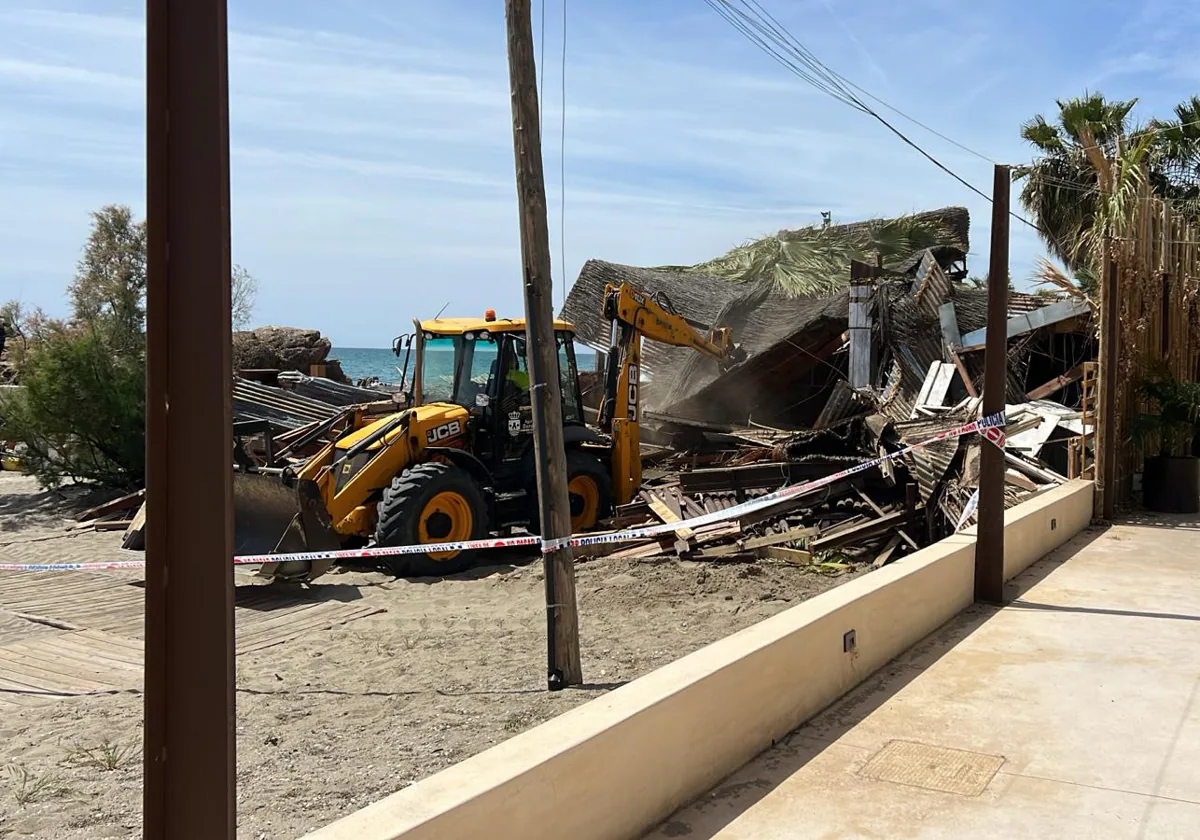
[1111,186,1200,506]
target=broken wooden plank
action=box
[75,490,145,523]
[811,509,909,552]
[1004,469,1039,492]
[1025,365,1085,401]
[642,491,695,542]
[756,546,812,564]
[1004,452,1067,485]
[122,502,147,551]
[872,534,903,568]
[947,347,978,399]
[911,362,956,419]
[92,520,137,532]
[853,488,918,551]
[697,525,817,558]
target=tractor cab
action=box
[393,312,589,488]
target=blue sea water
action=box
[332,346,597,387]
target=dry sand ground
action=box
[0,472,861,839]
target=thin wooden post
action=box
[975,164,1009,604]
[504,0,582,689]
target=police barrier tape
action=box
[0,413,1006,573]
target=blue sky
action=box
[2,0,1198,347]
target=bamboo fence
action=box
[1109,181,1200,505]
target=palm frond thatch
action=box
[666,212,963,297]
[1031,257,1097,316]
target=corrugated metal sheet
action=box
[233,378,339,429]
[277,372,392,407]
[911,251,954,320]
[960,298,1091,349]
[894,413,967,503]
[814,380,871,428]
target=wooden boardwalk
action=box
[0,570,383,708]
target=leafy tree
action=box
[231,265,258,331]
[69,205,147,350]
[2,327,145,487]
[1,204,258,487]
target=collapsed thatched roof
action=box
[797,205,970,253]
[561,260,742,367]
[560,206,975,420]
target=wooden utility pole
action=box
[1096,243,1119,520]
[975,164,1010,604]
[505,0,582,689]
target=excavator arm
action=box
[597,283,742,505]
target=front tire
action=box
[375,462,488,577]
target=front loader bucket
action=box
[233,473,340,583]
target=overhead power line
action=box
[701,0,1063,243]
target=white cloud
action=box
[1,0,1193,345]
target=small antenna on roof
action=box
[433,301,450,319]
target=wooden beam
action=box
[948,347,978,399]
[75,490,145,522]
[1005,451,1067,485]
[643,489,700,542]
[854,488,918,551]
[811,509,909,551]
[1025,365,1085,401]
[872,534,903,568]
[849,282,873,388]
[757,546,812,564]
[1005,469,1039,492]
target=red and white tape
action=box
[0,413,1006,573]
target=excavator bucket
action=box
[232,473,340,583]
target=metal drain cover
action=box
[859,740,1004,797]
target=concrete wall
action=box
[305,480,1094,840]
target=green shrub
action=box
[1,325,144,489]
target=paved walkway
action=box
[647,515,1200,839]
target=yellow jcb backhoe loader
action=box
[233,283,742,582]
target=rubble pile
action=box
[565,221,1096,568]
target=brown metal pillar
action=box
[975,164,1010,604]
[1097,245,1120,520]
[144,0,236,837]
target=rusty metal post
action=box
[975,164,1009,604]
[144,0,236,836]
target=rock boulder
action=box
[233,326,334,375]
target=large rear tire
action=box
[528,449,614,534]
[375,462,488,577]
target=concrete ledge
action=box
[305,480,1094,840]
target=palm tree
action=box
[1015,92,1200,276]
[1146,95,1200,209]
[665,213,962,297]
